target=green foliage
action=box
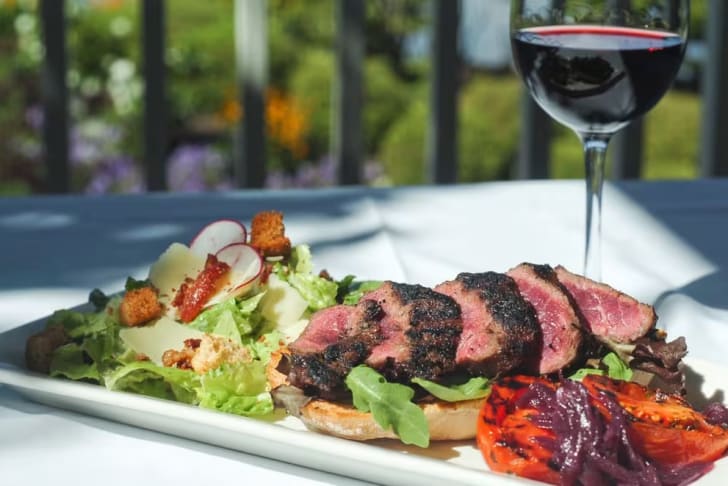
[288,49,333,158]
[643,91,700,179]
[378,74,520,185]
[377,94,427,184]
[0,0,710,196]
[550,90,701,180]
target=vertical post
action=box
[700,0,728,176]
[40,0,69,193]
[333,0,364,185]
[516,97,551,179]
[611,120,643,179]
[234,0,267,188]
[515,0,558,179]
[141,0,167,191]
[427,0,459,184]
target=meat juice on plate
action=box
[511,25,685,134]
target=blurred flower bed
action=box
[0,0,708,196]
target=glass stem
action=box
[582,135,610,282]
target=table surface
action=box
[2,179,728,485]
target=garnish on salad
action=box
[24,211,728,485]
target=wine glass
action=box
[510,0,689,280]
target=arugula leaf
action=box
[345,365,429,448]
[569,352,633,381]
[603,352,633,380]
[412,376,491,402]
[342,281,383,305]
[569,367,605,381]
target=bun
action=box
[267,348,483,441]
[299,396,484,441]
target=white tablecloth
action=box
[2,179,728,485]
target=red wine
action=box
[511,26,685,134]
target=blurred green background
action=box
[0,0,708,195]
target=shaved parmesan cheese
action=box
[260,274,308,331]
[148,243,205,306]
[279,318,310,343]
[119,316,205,365]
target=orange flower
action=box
[218,87,309,160]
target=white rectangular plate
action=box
[1,316,726,486]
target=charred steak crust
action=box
[507,263,585,374]
[453,272,541,375]
[365,282,462,382]
[288,300,383,399]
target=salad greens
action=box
[45,244,328,418]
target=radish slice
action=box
[190,219,247,257]
[205,243,264,306]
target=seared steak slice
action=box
[364,282,462,382]
[288,300,383,398]
[555,265,656,344]
[435,272,541,376]
[507,263,583,374]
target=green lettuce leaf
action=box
[271,244,339,311]
[290,244,313,274]
[47,307,115,339]
[189,293,265,337]
[198,361,274,416]
[287,272,338,311]
[412,376,491,402]
[345,365,429,448]
[244,330,285,363]
[49,343,101,381]
[104,360,200,403]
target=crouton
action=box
[162,335,250,374]
[250,210,291,257]
[26,325,70,373]
[119,286,163,327]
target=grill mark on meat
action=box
[507,263,584,374]
[288,300,383,399]
[364,282,462,382]
[554,265,656,344]
[435,272,541,376]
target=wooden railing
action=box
[37,0,728,193]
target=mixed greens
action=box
[45,243,342,418]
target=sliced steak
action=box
[435,272,541,376]
[507,263,584,374]
[554,265,656,344]
[364,282,462,382]
[288,300,383,398]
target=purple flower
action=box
[85,155,144,194]
[25,105,44,131]
[263,155,385,189]
[167,144,232,192]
